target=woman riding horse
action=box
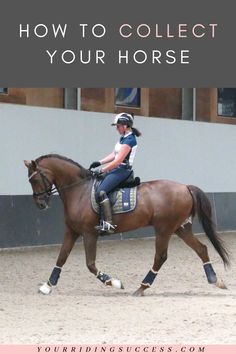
[24,151,230,295]
[89,112,141,234]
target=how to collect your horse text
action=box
[18,23,218,65]
[45,49,190,65]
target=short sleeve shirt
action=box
[114,132,137,167]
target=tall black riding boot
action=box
[95,191,117,234]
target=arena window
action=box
[115,88,141,107]
[0,88,8,94]
[218,88,236,118]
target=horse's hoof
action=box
[214,279,227,289]
[132,288,145,297]
[111,278,124,289]
[39,282,52,295]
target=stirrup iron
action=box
[95,220,117,233]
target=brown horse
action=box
[24,154,230,296]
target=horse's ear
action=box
[24,160,30,168]
[31,160,37,170]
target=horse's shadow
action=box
[149,290,230,298]
[72,288,232,298]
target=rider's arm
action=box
[101,145,131,173]
[99,152,115,165]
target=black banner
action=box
[0,0,235,87]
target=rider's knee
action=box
[95,190,102,203]
[96,190,107,202]
[99,190,106,198]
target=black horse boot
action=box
[95,191,117,235]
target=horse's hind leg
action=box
[175,223,227,289]
[133,231,172,297]
[39,227,78,295]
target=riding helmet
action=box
[111,113,134,127]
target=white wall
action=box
[1,103,236,195]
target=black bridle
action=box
[29,169,57,200]
[29,168,94,202]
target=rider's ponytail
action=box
[132,127,142,137]
[130,112,141,137]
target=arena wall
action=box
[1,104,236,247]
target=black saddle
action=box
[117,170,141,188]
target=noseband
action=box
[29,169,57,199]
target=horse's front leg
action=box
[39,227,78,295]
[83,232,124,290]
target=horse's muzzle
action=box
[34,196,50,210]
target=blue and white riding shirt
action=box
[114,132,137,168]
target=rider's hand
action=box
[89,161,101,170]
[92,170,104,178]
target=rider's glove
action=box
[92,170,104,178]
[89,161,101,170]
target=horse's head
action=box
[24,160,54,210]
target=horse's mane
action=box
[36,154,92,179]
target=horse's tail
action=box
[187,185,230,268]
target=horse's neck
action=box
[41,158,88,188]
[52,162,92,206]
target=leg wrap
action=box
[48,266,62,286]
[203,262,217,284]
[141,269,158,287]
[96,271,111,285]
